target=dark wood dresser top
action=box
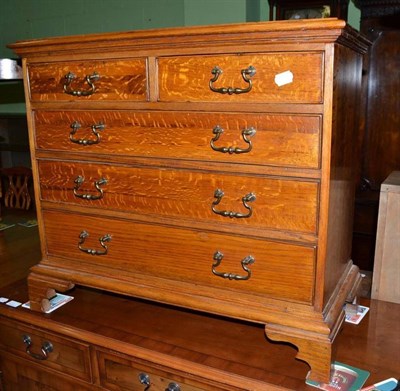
[0,281,398,390]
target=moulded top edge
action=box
[8,18,370,57]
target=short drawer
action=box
[38,160,319,236]
[42,210,315,304]
[0,319,91,381]
[158,52,323,103]
[97,350,212,391]
[0,355,95,391]
[27,59,147,102]
[33,110,321,169]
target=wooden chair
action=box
[0,167,33,211]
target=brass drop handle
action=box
[63,71,100,96]
[69,121,105,146]
[138,372,151,390]
[209,65,256,95]
[78,230,112,256]
[212,189,256,218]
[22,335,53,361]
[165,383,181,391]
[212,251,255,281]
[210,125,256,154]
[73,175,107,200]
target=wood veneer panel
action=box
[42,209,315,303]
[33,110,321,169]
[158,53,323,103]
[28,59,147,102]
[38,160,319,236]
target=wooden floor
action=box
[0,208,41,288]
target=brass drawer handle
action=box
[69,120,105,146]
[63,71,100,96]
[138,372,151,390]
[22,335,53,361]
[212,189,256,219]
[212,251,255,281]
[210,125,256,154]
[209,65,256,95]
[78,230,112,256]
[165,383,181,391]
[73,175,107,200]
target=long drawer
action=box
[158,52,323,103]
[33,110,321,169]
[0,318,91,381]
[38,160,319,235]
[27,59,147,102]
[42,210,315,303]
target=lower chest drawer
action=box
[38,160,319,237]
[0,355,96,391]
[42,210,315,304]
[0,318,91,381]
[97,349,215,391]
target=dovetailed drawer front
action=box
[28,59,147,102]
[98,350,210,391]
[42,210,315,303]
[0,319,91,381]
[38,160,319,235]
[158,53,323,103]
[34,110,321,169]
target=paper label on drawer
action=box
[274,70,293,87]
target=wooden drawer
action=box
[0,355,96,391]
[27,59,147,102]
[38,160,318,236]
[33,110,321,169]
[42,210,315,303]
[158,53,323,103]
[97,350,213,391]
[0,319,91,381]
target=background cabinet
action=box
[352,0,400,271]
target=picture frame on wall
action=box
[268,0,349,21]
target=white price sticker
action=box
[274,70,294,87]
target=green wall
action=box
[0,0,360,114]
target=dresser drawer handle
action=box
[78,230,112,255]
[63,71,100,96]
[165,383,181,391]
[212,189,256,219]
[73,175,107,200]
[211,125,256,154]
[209,65,256,95]
[69,121,105,146]
[22,335,53,361]
[212,251,255,281]
[138,372,151,390]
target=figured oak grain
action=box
[38,160,319,235]
[158,53,323,103]
[28,59,147,102]
[33,110,321,169]
[42,209,315,304]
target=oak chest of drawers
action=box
[10,18,369,383]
